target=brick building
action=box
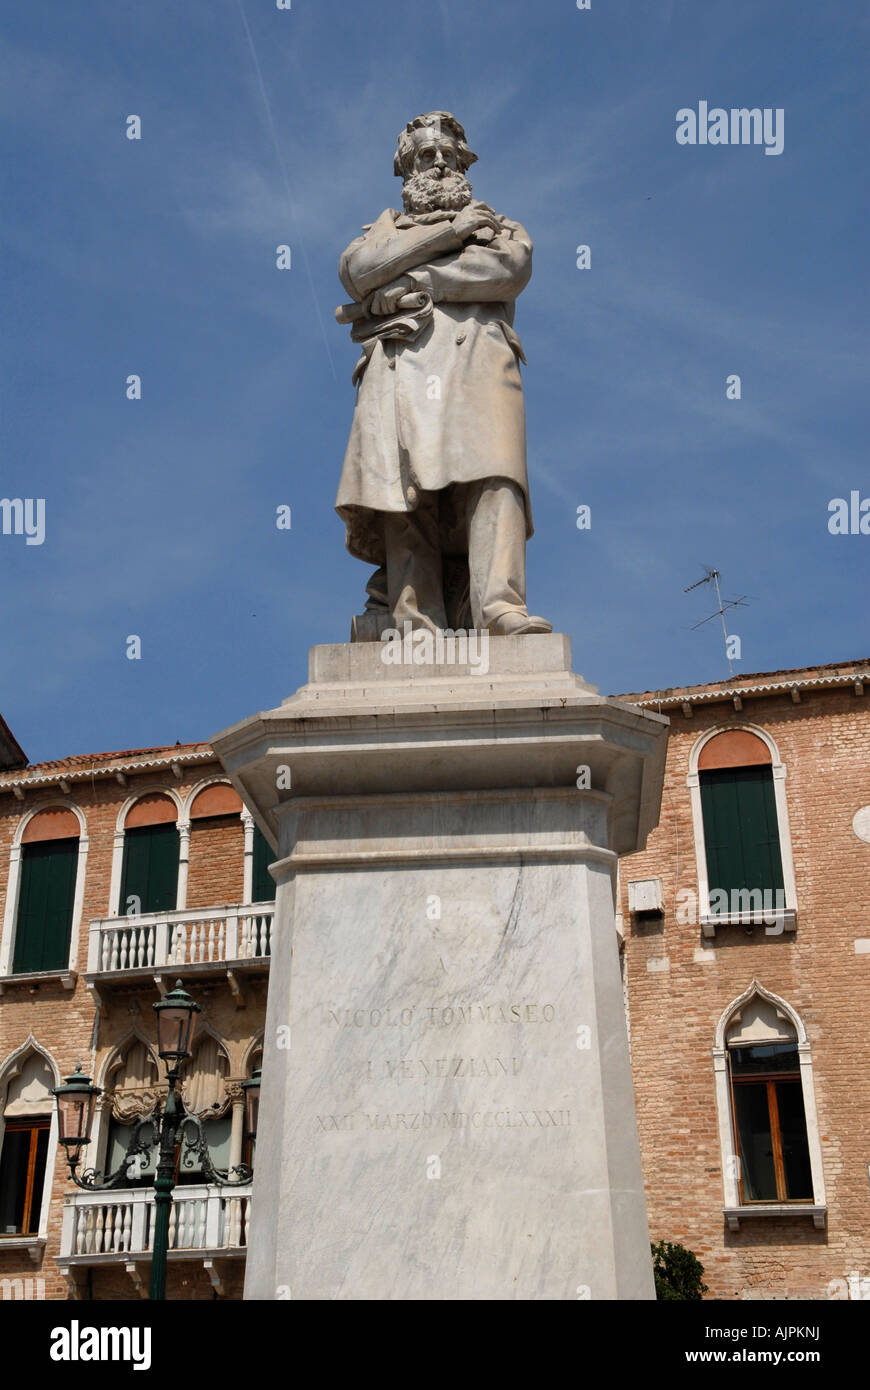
[618,658,870,1301]
[0,743,272,1300]
[0,656,867,1300]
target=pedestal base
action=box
[212,636,668,1300]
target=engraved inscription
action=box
[315,998,565,1139]
[323,1001,556,1027]
[369,1055,522,1081]
[313,1109,572,1133]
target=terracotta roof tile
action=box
[21,741,210,773]
[617,657,869,704]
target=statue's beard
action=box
[402,170,473,214]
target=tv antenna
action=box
[684,567,751,677]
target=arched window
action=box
[713,983,826,1228]
[177,1034,231,1183]
[1,806,87,977]
[99,1037,160,1184]
[0,1045,58,1241]
[688,727,797,934]
[119,795,180,916]
[95,1033,243,1189]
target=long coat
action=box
[335,206,534,567]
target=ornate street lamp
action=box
[54,1064,100,1162]
[148,980,199,1302]
[54,1064,156,1187]
[153,979,200,1065]
[53,981,253,1301]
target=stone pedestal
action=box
[211,635,668,1300]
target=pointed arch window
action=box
[176,1034,231,1184]
[0,1049,57,1238]
[713,984,826,1229]
[102,1038,160,1185]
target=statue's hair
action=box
[393,111,478,178]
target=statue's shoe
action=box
[488,612,553,636]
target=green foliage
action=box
[651,1240,709,1301]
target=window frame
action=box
[0,1039,61,1250]
[687,725,798,936]
[712,982,826,1229]
[118,821,181,916]
[108,790,183,918]
[0,1116,51,1236]
[0,803,88,981]
[13,836,80,974]
[727,1053,813,1206]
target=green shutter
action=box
[13,838,78,973]
[700,766,784,909]
[252,827,275,903]
[120,823,179,914]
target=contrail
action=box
[235,0,338,380]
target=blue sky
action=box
[2,0,867,764]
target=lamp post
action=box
[53,980,260,1301]
[149,980,200,1302]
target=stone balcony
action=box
[84,902,274,1000]
[56,1184,251,1298]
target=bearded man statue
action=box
[335,110,552,639]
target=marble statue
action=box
[335,111,552,640]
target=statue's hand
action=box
[451,203,501,242]
[369,275,416,316]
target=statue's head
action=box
[394,111,477,214]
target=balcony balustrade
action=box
[86,903,273,976]
[56,1184,252,1296]
[59,1184,251,1258]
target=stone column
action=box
[212,634,668,1301]
[241,812,255,905]
[175,821,191,911]
[226,1082,246,1172]
[108,828,126,916]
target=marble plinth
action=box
[211,635,668,1300]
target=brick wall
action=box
[186,815,245,909]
